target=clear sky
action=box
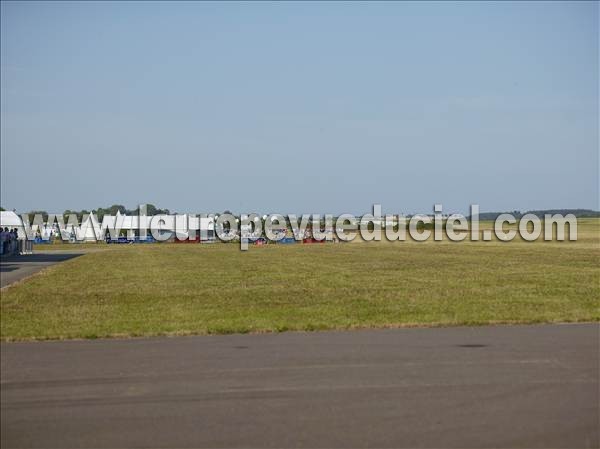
[1,1,598,215]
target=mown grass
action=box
[2,219,599,340]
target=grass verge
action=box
[2,219,599,340]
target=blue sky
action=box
[1,1,598,215]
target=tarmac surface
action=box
[1,323,598,448]
[0,251,83,288]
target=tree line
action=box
[18,204,171,222]
[475,209,600,220]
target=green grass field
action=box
[1,219,598,340]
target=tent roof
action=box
[0,211,24,227]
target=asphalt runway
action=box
[1,323,598,448]
[0,251,83,288]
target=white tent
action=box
[76,214,101,241]
[64,213,216,241]
[0,211,26,238]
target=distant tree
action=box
[124,204,170,215]
[26,211,49,222]
[108,204,126,215]
[94,208,106,221]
